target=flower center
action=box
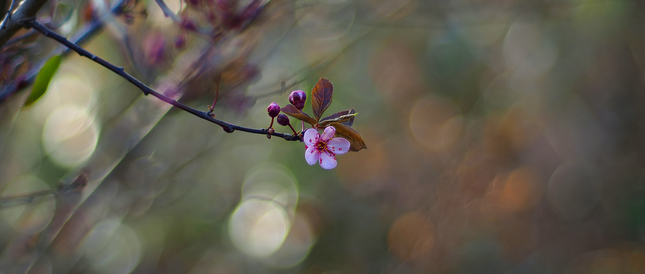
[316,141,327,152]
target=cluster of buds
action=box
[263,78,365,169]
[265,90,306,138]
[264,89,351,169]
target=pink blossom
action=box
[304,126,350,169]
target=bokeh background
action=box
[1,0,645,273]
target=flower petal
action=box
[319,151,337,169]
[327,137,350,155]
[305,146,320,165]
[303,128,319,147]
[321,126,336,141]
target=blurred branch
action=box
[24,19,302,141]
[0,189,55,207]
[0,0,127,104]
[0,169,89,208]
[0,0,48,48]
[154,0,181,23]
[0,0,17,30]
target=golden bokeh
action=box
[387,211,434,261]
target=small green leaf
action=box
[24,55,62,107]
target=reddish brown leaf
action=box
[340,109,356,127]
[331,122,367,152]
[319,109,357,128]
[281,104,317,126]
[311,78,333,120]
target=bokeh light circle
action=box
[229,199,291,258]
[409,96,463,152]
[42,105,99,168]
[265,212,317,268]
[387,211,434,261]
[547,162,600,222]
[80,219,142,274]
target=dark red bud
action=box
[277,114,290,126]
[267,102,280,117]
[289,90,306,110]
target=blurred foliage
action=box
[1,0,645,273]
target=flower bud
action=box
[277,114,290,126]
[180,18,197,31]
[174,33,186,49]
[267,102,280,117]
[289,90,306,110]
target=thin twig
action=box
[0,0,17,30]
[24,19,301,141]
[0,168,89,208]
[154,0,181,23]
[0,189,55,207]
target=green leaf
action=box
[318,109,357,128]
[24,55,62,107]
[311,78,333,120]
[281,104,317,126]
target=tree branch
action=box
[154,0,181,23]
[0,0,127,104]
[24,19,302,141]
[0,0,18,30]
[0,0,49,48]
[0,168,89,208]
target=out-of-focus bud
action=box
[267,102,280,117]
[144,33,166,65]
[207,11,217,23]
[83,2,96,23]
[277,114,290,126]
[124,15,135,25]
[180,18,197,31]
[222,14,243,30]
[289,90,306,110]
[185,0,199,6]
[174,33,186,49]
[268,128,275,135]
